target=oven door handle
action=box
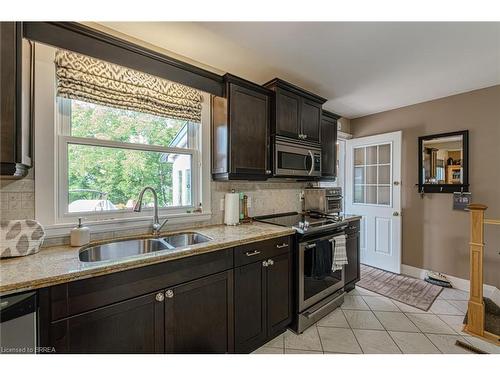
[304,292,346,319]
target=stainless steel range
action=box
[255,211,358,333]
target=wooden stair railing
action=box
[464,203,500,346]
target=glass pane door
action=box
[353,143,392,206]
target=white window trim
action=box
[34,43,212,237]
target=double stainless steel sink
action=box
[78,232,212,263]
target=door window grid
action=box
[353,143,392,206]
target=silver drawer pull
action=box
[276,243,289,249]
[245,250,261,257]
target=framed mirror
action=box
[418,130,469,193]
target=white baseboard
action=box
[401,264,500,306]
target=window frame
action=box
[34,43,212,237]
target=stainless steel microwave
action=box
[274,139,321,177]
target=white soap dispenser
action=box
[70,217,90,247]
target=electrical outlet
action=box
[220,198,225,211]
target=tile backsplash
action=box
[0,174,35,220]
[0,175,310,247]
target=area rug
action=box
[357,264,443,311]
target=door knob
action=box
[165,290,174,299]
[393,212,399,216]
[155,292,164,302]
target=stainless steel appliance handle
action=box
[307,150,314,175]
[245,250,261,257]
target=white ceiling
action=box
[98,22,500,118]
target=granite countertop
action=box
[0,222,295,295]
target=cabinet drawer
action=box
[234,236,291,267]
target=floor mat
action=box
[358,264,443,311]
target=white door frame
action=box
[345,131,402,273]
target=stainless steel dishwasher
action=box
[0,291,37,354]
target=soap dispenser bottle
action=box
[70,217,90,247]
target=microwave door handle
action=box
[307,151,314,175]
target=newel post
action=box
[466,203,487,336]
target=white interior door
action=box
[345,131,402,273]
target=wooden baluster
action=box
[466,203,487,336]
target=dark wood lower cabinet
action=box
[234,248,292,353]
[344,220,361,290]
[165,270,233,354]
[39,236,292,354]
[50,291,165,354]
[234,261,267,353]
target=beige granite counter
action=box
[0,222,295,295]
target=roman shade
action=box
[55,50,202,122]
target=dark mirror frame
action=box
[418,130,469,193]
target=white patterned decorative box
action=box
[0,220,45,258]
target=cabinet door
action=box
[49,291,164,353]
[300,99,322,143]
[266,252,292,337]
[234,260,267,353]
[345,233,360,286]
[229,83,270,177]
[321,115,338,178]
[165,270,234,354]
[275,88,301,139]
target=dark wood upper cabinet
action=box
[274,87,301,139]
[164,270,234,354]
[212,74,272,180]
[0,22,34,178]
[300,98,322,143]
[264,78,326,144]
[321,110,341,179]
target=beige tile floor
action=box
[252,285,500,354]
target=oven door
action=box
[299,234,344,312]
[275,141,321,177]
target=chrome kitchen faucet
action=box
[133,187,169,236]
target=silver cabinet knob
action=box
[267,259,274,266]
[262,260,269,267]
[303,134,308,139]
[165,290,174,298]
[266,170,272,175]
[155,292,164,302]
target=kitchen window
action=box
[34,43,211,233]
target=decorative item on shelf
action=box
[0,220,45,258]
[224,190,240,226]
[70,217,90,247]
[241,195,252,223]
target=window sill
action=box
[42,211,213,238]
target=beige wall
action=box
[351,85,500,287]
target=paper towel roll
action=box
[224,193,240,226]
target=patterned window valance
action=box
[54,50,202,122]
